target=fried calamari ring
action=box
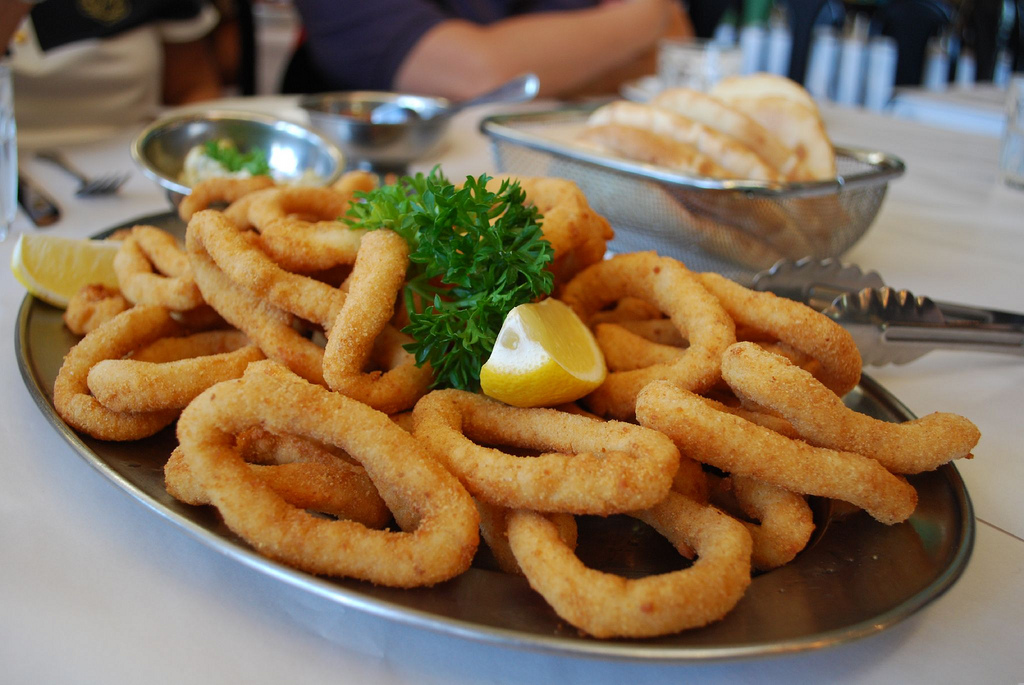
[190,209,344,329]
[248,186,366,272]
[614,318,686,346]
[412,389,680,514]
[492,176,614,286]
[507,492,752,638]
[323,229,432,413]
[222,186,277,230]
[176,360,479,587]
[721,342,981,474]
[709,474,815,571]
[475,499,578,576]
[698,272,861,397]
[114,226,204,311]
[330,169,378,195]
[636,380,918,525]
[53,305,182,440]
[165,445,391,529]
[186,217,326,384]
[594,322,687,371]
[179,176,276,221]
[87,331,264,412]
[561,252,736,419]
[587,297,663,326]
[129,329,251,363]
[63,284,131,336]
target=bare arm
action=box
[1,1,31,53]
[394,0,691,99]
[162,36,222,105]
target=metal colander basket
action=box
[481,107,905,281]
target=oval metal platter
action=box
[15,212,974,663]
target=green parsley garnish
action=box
[202,140,271,176]
[345,167,554,390]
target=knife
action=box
[17,170,61,226]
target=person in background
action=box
[2,0,225,146]
[283,0,693,99]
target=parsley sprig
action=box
[203,140,271,176]
[345,167,553,390]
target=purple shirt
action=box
[293,0,598,91]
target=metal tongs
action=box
[751,258,1024,365]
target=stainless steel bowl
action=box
[299,92,452,173]
[131,110,345,205]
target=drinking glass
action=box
[657,39,742,92]
[1000,76,1024,190]
[0,64,16,241]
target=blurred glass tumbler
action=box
[0,65,15,241]
[1001,77,1024,190]
[657,39,742,92]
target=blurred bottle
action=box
[955,48,977,86]
[864,36,898,111]
[765,3,792,76]
[923,33,951,90]
[713,7,739,45]
[835,11,869,106]
[805,25,839,100]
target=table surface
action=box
[2,97,1022,685]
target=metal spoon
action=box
[370,73,540,125]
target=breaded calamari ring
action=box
[190,209,345,329]
[233,424,353,466]
[492,176,614,286]
[594,322,687,371]
[176,360,479,587]
[222,186,278,231]
[178,176,276,221]
[53,305,182,440]
[710,475,815,570]
[248,186,366,272]
[323,230,432,413]
[587,296,663,326]
[721,342,981,474]
[63,284,131,336]
[507,492,752,638]
[87,333,264,412]
[614,318,686,346]
[561,252,736,419]
[697,272,861,397]
[475,499,578,576]
[114,227,204,311]
[636,380,918,525]
[186,217,326,384]
[330,169,378,195]
[129,330,251,363]
[412,389,680,514]
[165,446,391,529]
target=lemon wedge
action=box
[480,298,607,408]
[10,234,121,308]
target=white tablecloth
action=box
[2,98,1022,684]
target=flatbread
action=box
[719,95,836,181]
[576,124,730,178]
[651,88,798,177]
[586,101,781,181]
[710,73,818,112]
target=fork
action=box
[36,150,129,196]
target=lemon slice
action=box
[10,234,122,308]
[480,298,607,408]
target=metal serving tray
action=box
[15,212,971,663]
